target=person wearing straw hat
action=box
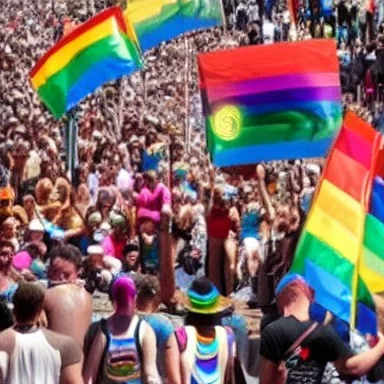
[176,276,236,384]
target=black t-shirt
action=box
[260,316,351,384]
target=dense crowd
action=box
[2,0,384,383]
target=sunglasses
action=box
[0,250,12,257]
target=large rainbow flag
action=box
[198,40,342,167]
[30,7,143,119]
[291,112,384,335]
[125,0,224,52]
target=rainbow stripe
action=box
[30,7,143,118]
[198,40,342,167]
[125,0,224,52]
[291,112,384,335]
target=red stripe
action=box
[30,6,124,78]
[197,40,339,85]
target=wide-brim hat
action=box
[180,276,233,315]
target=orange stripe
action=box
[30,7,125,77]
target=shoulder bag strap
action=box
[283,322,320,361]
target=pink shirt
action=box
[12,251,32,271]
[136,183,171,223]
[102,235,125,260]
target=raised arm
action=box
[256,165,275,222]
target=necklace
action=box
[13,323,39,333]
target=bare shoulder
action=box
[45,284,93,309]
[0,329,16,353]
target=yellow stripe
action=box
[126,16,140,47]
[126,0,179,23]
[306,203,361,265]
[31,17,119,89]
[316,180,363,236]
[360,248,384,293]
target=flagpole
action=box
[184,37,190,151]
[66,108,78,184]
[219,0,227,31]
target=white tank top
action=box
[6,330,61,384]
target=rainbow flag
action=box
[30,7,143,119]
[125,0,224,52]
[291,112,384,336]
[198,40,342,167]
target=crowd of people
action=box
[1,0,384,382]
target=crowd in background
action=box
[1,0,384,383]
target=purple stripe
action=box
[206,73,340,102]
[196,356,218,373]
[212,86,340,107]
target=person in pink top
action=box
[136,171,172,224]
[102,214,129,261]
[134,171,174,305]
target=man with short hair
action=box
[0,282,83,384]
[44,244,92,347]
[260,274,384,384]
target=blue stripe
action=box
[213,137,334,166]
[241,101,341,120]
[65,57,140,113]
[370,176,384,224]
[304,259,352,324]
[356,302,377,335]
[139,15,222,52]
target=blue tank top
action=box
[240,211,260,241]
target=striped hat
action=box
[182,277,232,315]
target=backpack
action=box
[88,318,143,383]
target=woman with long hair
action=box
[206,186,240,296]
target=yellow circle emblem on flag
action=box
[212,105,241,141]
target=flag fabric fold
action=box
[125,0,224,52]
[291,112,384,336]
[30,7,143,119]
[197,40,342,167]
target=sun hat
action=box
[87,245,104,255]
[109,213,127,229]
[181,276,232,315]
[28,219,45,232]
[87,211,102,227]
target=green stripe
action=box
[357,278,375,308]
[292,230,375,309]
[206,110,342,150]
[291,230,354,287]
[136,2,180,35]
[363,247,384,276]
[135,0,222,35]
[364,214,384,259]
[37,33,141,116]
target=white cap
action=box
[87,245,104,255]
[28,219,44,232]
[99,222,111,231]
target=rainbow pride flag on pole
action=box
[30,7,143,119]
[198,40,342,167]
[291,112,384,335]
[125,0,224,52]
